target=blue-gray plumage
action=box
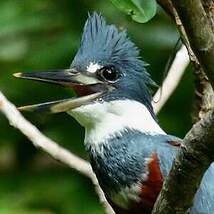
[15,12,214,214]
[87,130,178,192]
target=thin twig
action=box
[152,44,190,113]
[0,91,115,214]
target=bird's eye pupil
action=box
[99,66,119,82]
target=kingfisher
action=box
[14,13,214,214]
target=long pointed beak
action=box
[13,69,107,113]
[13,68,100,87]
[17,92,103,113]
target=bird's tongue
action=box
[71,83,106,97]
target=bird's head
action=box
[14,13,161,138]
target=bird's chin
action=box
[13,70,108,113]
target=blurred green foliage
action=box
[0,0,194,213]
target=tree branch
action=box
[153,110,214,213]
[171,0,214,89]
[192,0,214,122]
[0,91,115,214]
[152,45,189,114]
[153,0,214,213]
[202,0,214,29]
[156,0,174,18]
[192,69,214,122]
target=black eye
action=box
[98,66,119,82]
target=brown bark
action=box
[153,0,214,213]
[172,0,214,89]
[153,110,214,213]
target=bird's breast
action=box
[107,152,164,213]
[87,130,178,213]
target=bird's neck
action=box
[69,99,166,148]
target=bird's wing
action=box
[191,163,214,214]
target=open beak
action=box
[13,68,107,113]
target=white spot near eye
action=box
[87,62,101,73]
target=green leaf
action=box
[110,0,157,23]
[0,37,28,62]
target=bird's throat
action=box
[69,99,166,148]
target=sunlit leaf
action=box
[110,0,157,23]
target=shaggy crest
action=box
[72,12,138,65]
[72,12,156,87]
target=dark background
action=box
[0,1,194,213]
